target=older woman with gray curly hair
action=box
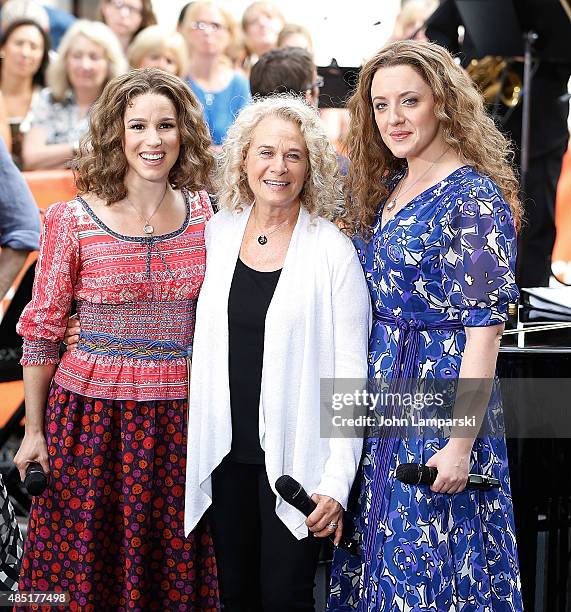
[183,95,371,610]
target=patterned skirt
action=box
[18,384,219,611]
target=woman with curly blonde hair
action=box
[329,40,523,610]
[15,68,219,609]
[184,95,370,609]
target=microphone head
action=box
[24,462,47,496]
[395,463,421,484]
[275,475,301,501]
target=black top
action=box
[228,258,281,464]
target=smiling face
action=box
[1,24,45,80]
[370,64,444,161]
[123,92,181,185]
[244,116,308,212]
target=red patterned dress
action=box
[16,190,219,611]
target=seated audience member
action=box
[0,18,50,167]
[127,25,188,77]
[98,0,156,52]
[0,91,10,148]
[22,19,127,170]
[277,22,313,52]
[250,47,319,107]
[241,1,284,72]
[0,136,40,301]
[181,1,250,148]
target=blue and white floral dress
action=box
[329,166,523,611]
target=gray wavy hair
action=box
[215,95,343,219]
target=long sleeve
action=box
[17,200,79,364]
[314,246,371,509]
[0,138,40,251]
[441,176,519,327]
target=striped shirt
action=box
[17,190,212,401]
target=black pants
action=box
[209,460,322,611]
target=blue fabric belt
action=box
[364,307,463,570]
[77,331,192,361]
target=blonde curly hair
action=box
[216,95,342,219]
[344,40,523,236]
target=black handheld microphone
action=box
[24,462,48,496]
[275,475,361,556]
[395,463,501,491]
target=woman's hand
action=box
[13,431,49,482]
[305,494,344,545]
[63,314,81,351]
[425,439,472,494]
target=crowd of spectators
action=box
[3,0,425,167]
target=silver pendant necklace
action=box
[253,207,289,245]
[386,148,450,213]
[125,185,169,236]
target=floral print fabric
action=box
[18,384,219,611]
[329,167,522,611]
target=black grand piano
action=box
[499,296,571,612]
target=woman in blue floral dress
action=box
[329,41,524,610]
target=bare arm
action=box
[13,365,55,480]
[0,247,28,301]
[426,323,504,493]
[22,126,75,170]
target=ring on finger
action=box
[327,521,338,531]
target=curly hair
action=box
[216,95,342,219]
[74,68,214,204]
[344,40,523,236]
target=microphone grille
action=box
[275,475,301,500]
[395,463,420,484]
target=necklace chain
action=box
[385,148,450,214]
[125,185,169,236]
[252,206,290,246]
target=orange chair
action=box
[21,169,77,212]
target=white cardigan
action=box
[184,204,371,539]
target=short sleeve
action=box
[17,201,79,365]
[441,177,519,327]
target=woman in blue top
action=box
[181,1,250,149]
[329,40,523,610]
